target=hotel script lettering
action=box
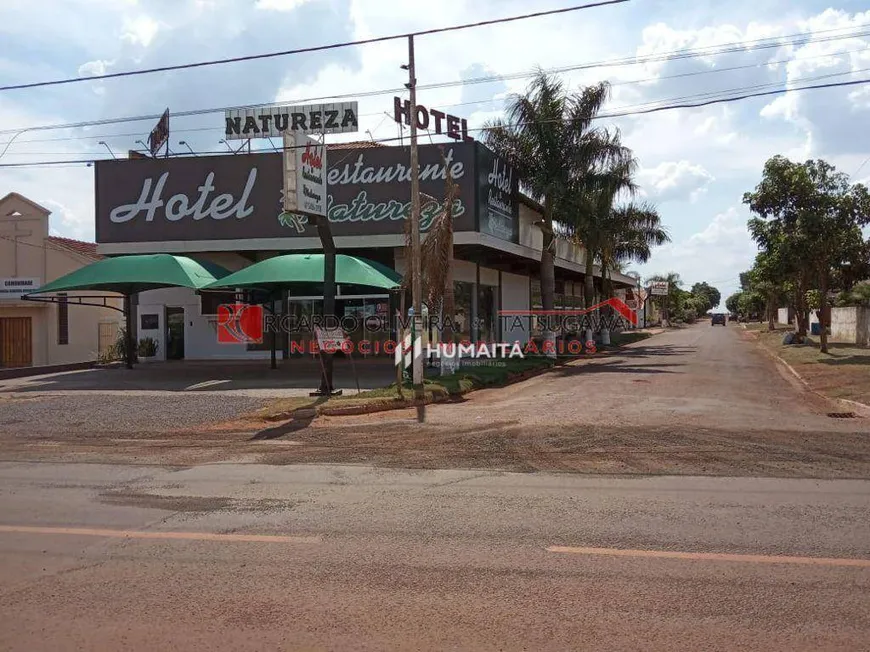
[109,170,258,223]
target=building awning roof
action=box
[25,254,230,296]
[204,253,402,292]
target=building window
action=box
[477,284,497,342]
[57,293,69,345]
[452,281,473,343]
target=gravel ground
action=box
[1,325,869,477]
[0,394,267,436]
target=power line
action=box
[3,75,868,169]
[2,23,868,139]
[0,0,628,93]
[8,60,865,158]
[599,76,870,119]
[4,40,868,152]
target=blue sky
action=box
[1,0,869,302]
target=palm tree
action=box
[485,72,628,354]
[421,159,461,375]
[403,148,461,376]
[560,155,637,316]
[599,202,670,300]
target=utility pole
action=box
[406,35,425,422]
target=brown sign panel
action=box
[96,143,480,243]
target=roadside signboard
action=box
[649,281,669,296]
[314,326,349,352]
[282,133,327,218]
[147,108,169,157]
[0,277,40,300]
[224,102,358,140]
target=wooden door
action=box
[0,317,33,368]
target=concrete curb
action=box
[0,361,96,381]
[764,347,870,418]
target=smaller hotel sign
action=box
[282,133,327,218]
[224,102,359,140]
[0,277,40,300]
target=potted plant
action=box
[137,337,159,363]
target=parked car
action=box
[711,313,727,326]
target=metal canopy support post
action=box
[270,296,277,370]
[123,294,134,370]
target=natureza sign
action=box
[224,102,358,140]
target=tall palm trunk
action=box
[584,250,596,344]
[439,194,457,376]
[767,293,776,332]
[819,270,829,354]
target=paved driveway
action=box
[0,358,396,397]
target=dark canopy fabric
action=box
[26,254,230,296]
[203,254,402,292]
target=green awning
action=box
[203,254,402,292]
[27,254,230,296]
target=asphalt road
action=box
[1,462,869,651]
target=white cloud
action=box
[41,198,90,241]
[637,160,714,203]
[255,0,314,10]
[77,59,113,77]
[638,207,757,299]
[121,15,159,47]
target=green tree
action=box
[689,282,721,313]
[744,156,870,352]
[485,72,629,353]
[738,291,765,319]
[725,292,742,315]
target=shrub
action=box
[835,282,870,307]
[137,337,158,357]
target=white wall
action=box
[137,286,270,361]
[831,306,870,345]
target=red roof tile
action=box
[46,236,101,259]
[327,141,387,150]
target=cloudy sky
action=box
[1,0,869,302]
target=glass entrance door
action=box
[165,307,185,360]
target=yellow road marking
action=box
[547,546,870,567]
[0,525,319,544]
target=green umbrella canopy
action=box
[204,254,402,292]
[27,254,230,296]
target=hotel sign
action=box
[282,133,327,218]
[476,147,518,243]
[96,143,484,243]
[224,102,358,140]
[393,97,474,142]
